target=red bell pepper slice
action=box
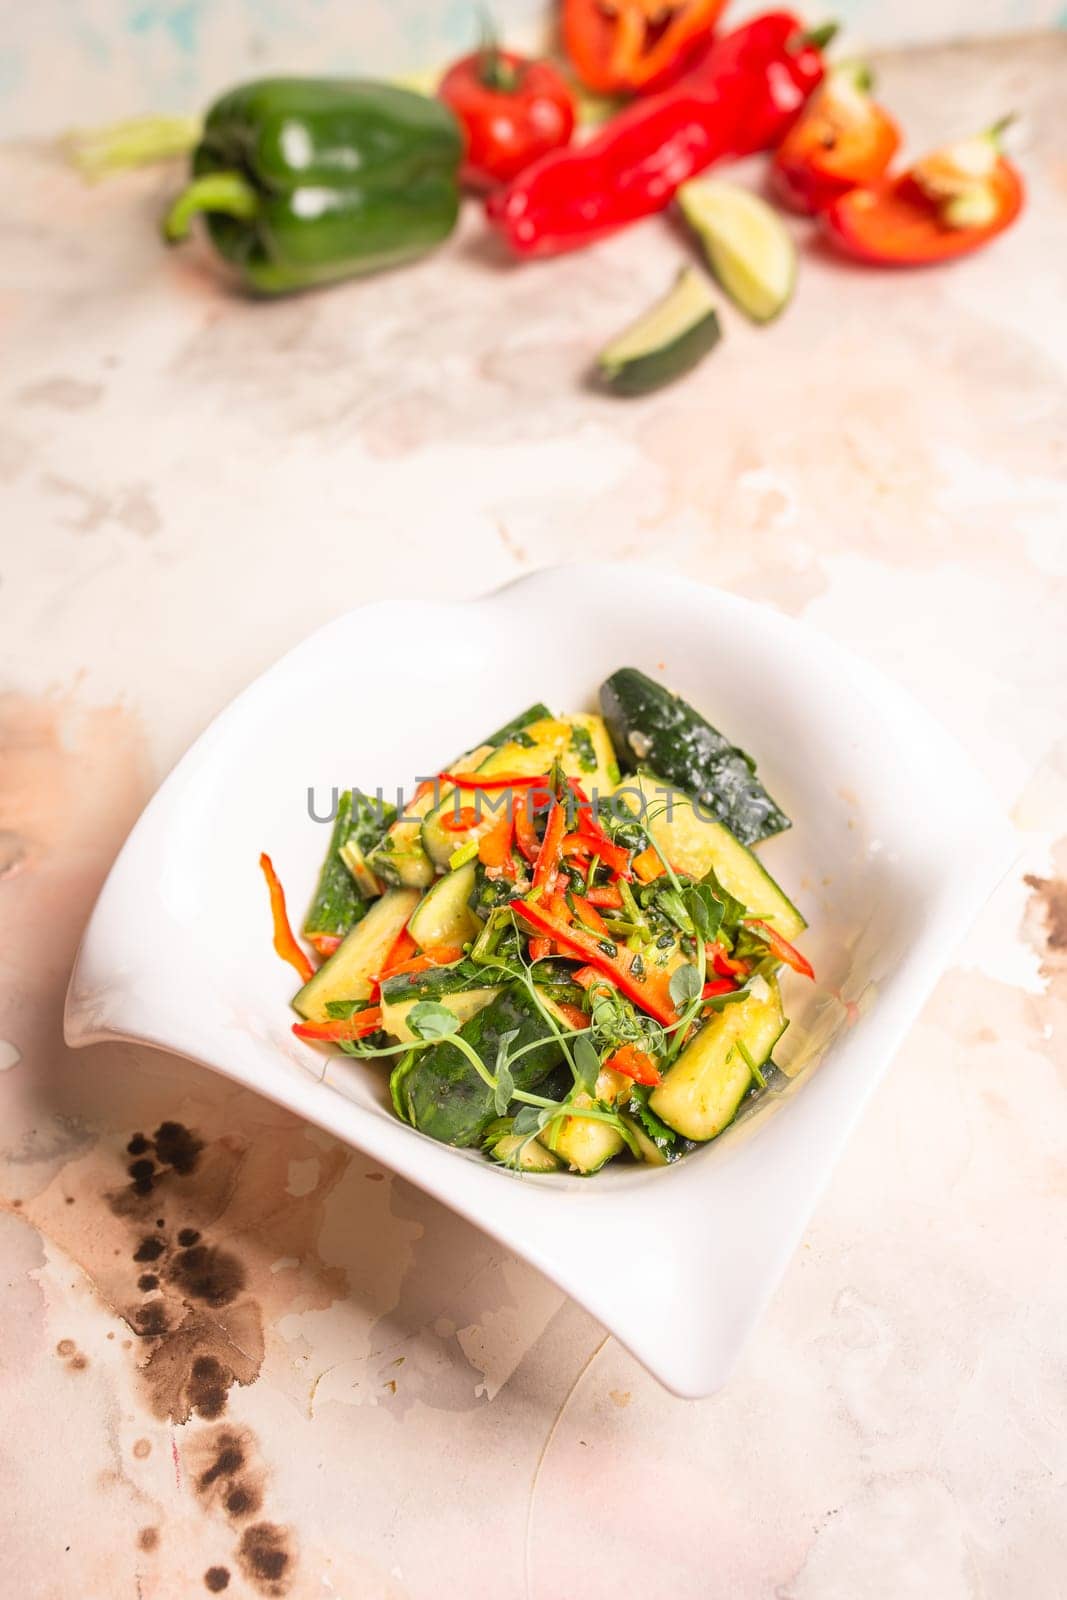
[824,147,1023,266]
[478,813,516,873]
[570,892,611,938]
[293,1007,383,1043]
[709,940,750,978]
[307,932,343,960]
[532,800,567,891]
[440,805,481,833]
[584,884,623,910]
[744,918,815,979]
[604,1043,662,1086]
[511,898,677,1025]
[553,999,591,1032]
[512,786,543,864]
[701,977,737,998]
[260,853,314,983]
[631,845,665,883]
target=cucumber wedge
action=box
[544,1067,629,1175]
[614,773,805,939]
[597,267,721,397]
[650,976,785,1141]
[381,983,500,1044]
[292,887,420,1021]
[406,860,481,951]
[678,180,796,324]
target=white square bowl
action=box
[65,565,1013,1397]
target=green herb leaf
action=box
[669,964,702,1008]
[406,1001,462,1042]
[572,1035,601,1096]
[492,1027,520,1116]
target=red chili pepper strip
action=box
[561,833,592,860]
[512,787,542,864]
[632,846,665,883]
[702,977,738,998]
[528,937,552,961]
[709,941,751,978]
[532,801,567,891]
[744,918,815,979]
[375,929,417,985]
[584,884,623,910]
[573,964,610,991]
[440,805,481,833]
[511,898,677,1025]
[440,770,551,790]
[605,1043,662,1087]
[293,1008,383,1043]
[478,813,516,872]
[307,932,343,960]
[259,853,314,983]
[570,892,611,938]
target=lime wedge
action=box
[598,267,722,397]
[678,180,797,324]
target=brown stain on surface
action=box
[237,1523,295,1595]
[1023,848,1067,995]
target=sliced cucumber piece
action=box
[292,887,420,1021]
[340,836,383,899]
[406,860,481,951]
[650,976,785,1141]
[678,179,796,324]
[597,267,722,397]
[483,1120,562,1172]
[545,1067,629,1174]
[621,1113,671,1166]
[381,984,500,1045]
[614,773,805,939]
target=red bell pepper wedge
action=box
[562,0,728,95]
[824,126,1023,266]
[488,11,834,257]
[771,61,900,214]
[259,853,314,983]
[604,1043,662,1086]
[375,929,417,984]
[532,800,567,891]
[307,932,343,960]
[440,770,551,790]
[293,1007,383,1043]
[553,999,591,1032]
[585,884,624,910]
[744,918,815,979]
[511,898,677,1025]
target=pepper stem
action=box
[792,20,840,52]
[161,171,258,244]
[477,7,520,92]
[64,114,203,181]
[988,113,1017,147]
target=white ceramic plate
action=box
[65,565,1013,1396]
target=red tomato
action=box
[438,48,576,189]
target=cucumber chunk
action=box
[650,976,785,1141]
[597,267,722,397]
[369,744,491,888]
[678,179,797,323]
[614,773,805,939]
[545,1067,629,1174]
[382,984,500,1044]
[406,860,481,950]
[303,790,392,939]
[292,887,419,1021]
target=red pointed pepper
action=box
[510,898,677,1025]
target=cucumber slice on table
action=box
[614,773,805,939]
[678,180,796,323]
[597,267,722,397]
[292,887,420,1021]
[650,976,785,1141]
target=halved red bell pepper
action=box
[772,60,900,214]
[259,852,314,983]
[562,0,728,96]
[293,1007,383,1043]
[744,918,815,978]
[605,1043,662,1086]
[824,122,1023,266]
[511,898,677,1025]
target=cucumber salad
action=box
[261,668,814,1176]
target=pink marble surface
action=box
[1,31,1065,1600]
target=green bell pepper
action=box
[163,78,463,295]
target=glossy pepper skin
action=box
[562,0,729,95]
[487,12,833,257]
[437,47,575,188]
[162,78,463,294]
[771,62,900,214]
